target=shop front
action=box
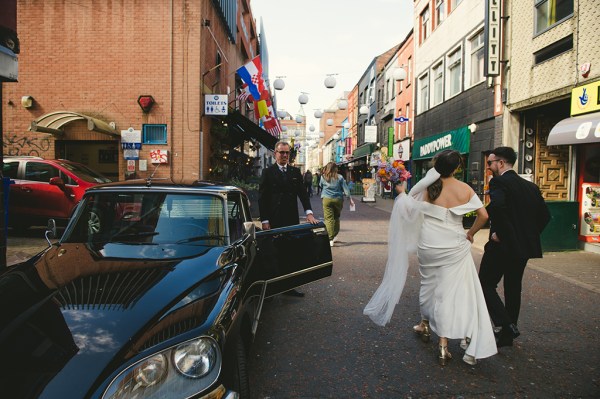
[412,126,470,182]
[547,80,600,252]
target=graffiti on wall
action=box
[3,134,51,157]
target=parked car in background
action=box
[2,156,111,230]
[0,179,333,398]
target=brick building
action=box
[2,0,261,182]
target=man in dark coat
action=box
[479,147,551,347]
[258,141,318,297]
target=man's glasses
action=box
[487,159,500,166]
[277,151,290,155]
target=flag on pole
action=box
[236,56,264,101]
[237,84,252,103]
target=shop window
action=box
[534,0,573,35]
[534,35,573,65]
[143,124,168,145]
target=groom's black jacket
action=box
[486,170,550,259]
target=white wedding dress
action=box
[364,168,497,361]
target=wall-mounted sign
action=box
[365,125,377,143]
[150,149,169,164]
[205,94,228,116]
[127,160,136,172]
[123,149,139,160]
[484,0,502,77]
[121,127,142,157]
[571,80,600,116]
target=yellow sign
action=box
[571,80,600,116]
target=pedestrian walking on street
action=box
[479,147,551,347]
[303,169,313,197]
[319,162,354,247]
[259,141,319,297]
[314,170,322,195]
[364,150,497,366]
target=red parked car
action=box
[2,156,111,231]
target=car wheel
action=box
[87,210,103,234]
[231,336,250,399]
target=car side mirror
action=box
[45,219,57,246]
[243,221,256,240]
[49,176,66,190]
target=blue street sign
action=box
[394,116,410,123]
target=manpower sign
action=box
[413,126,470,160]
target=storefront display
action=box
[580,183,600,242]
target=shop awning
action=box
[29,111,119,137]
[412,126,469,160]
[226,111,277,151]
[547,112,600,145]
[353,143,376,159]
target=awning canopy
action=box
[353,143,376,159]
[547,112,600,145]
[226,111,277,151]
[29,111,119,137]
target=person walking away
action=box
[303,169,313,197]
[259,141,319,297]
[314,171,322,195]
[364,150,497,366]
[479,147,551,347]
[320,162,354,247]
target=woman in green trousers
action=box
[319,162,354,247]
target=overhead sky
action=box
[250,0,414,132]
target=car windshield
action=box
[58,161,112,183]
[62,192,228,251]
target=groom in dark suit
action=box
[479,147,551,347]
[259,141,318,297]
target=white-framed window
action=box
[469,30,485,85]
[446,48,462,97]
[436,0,446,26]
[421,7,430,42]
[535,0,573,35]
[418,73,430,113]
[432,62,444,106]
[405,103,410,137]
[451,0,463,11]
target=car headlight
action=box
[103,336,221,399]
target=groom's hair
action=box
[491,146,517,165]
[427,150,462,201]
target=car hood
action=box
[0,243,229,398]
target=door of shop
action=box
[56,141,119,181]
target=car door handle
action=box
[20,186,33,192]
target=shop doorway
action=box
[56,140,119,181]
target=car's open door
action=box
[253,222,332,297]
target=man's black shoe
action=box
[283,289,305,297]
[508,323,520,339]
[496,328,514,347]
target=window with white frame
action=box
[432,62,444,106]
[419,73,429,113]
[447,48,462,97]
[470,30,485,85]
[451,0,463,11]
[421,7,430,42]
[436,0,446,26]
[535,0,573,34]
[405,103,410,137]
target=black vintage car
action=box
[0,179,333,399]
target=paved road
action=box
[246,195,600,398]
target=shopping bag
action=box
[349,202,356,212]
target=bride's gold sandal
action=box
[438,344,452,366]
[412,320,431,343]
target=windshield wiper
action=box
[175,235,227,244]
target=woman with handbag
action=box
[320,162,354,247]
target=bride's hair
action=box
[427,150,462,201]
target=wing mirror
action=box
[243,221,256,240]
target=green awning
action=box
[412,126,470,160]
[353,143,376,159]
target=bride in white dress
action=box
[364,150,497,366]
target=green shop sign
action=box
[412,126,470,160]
